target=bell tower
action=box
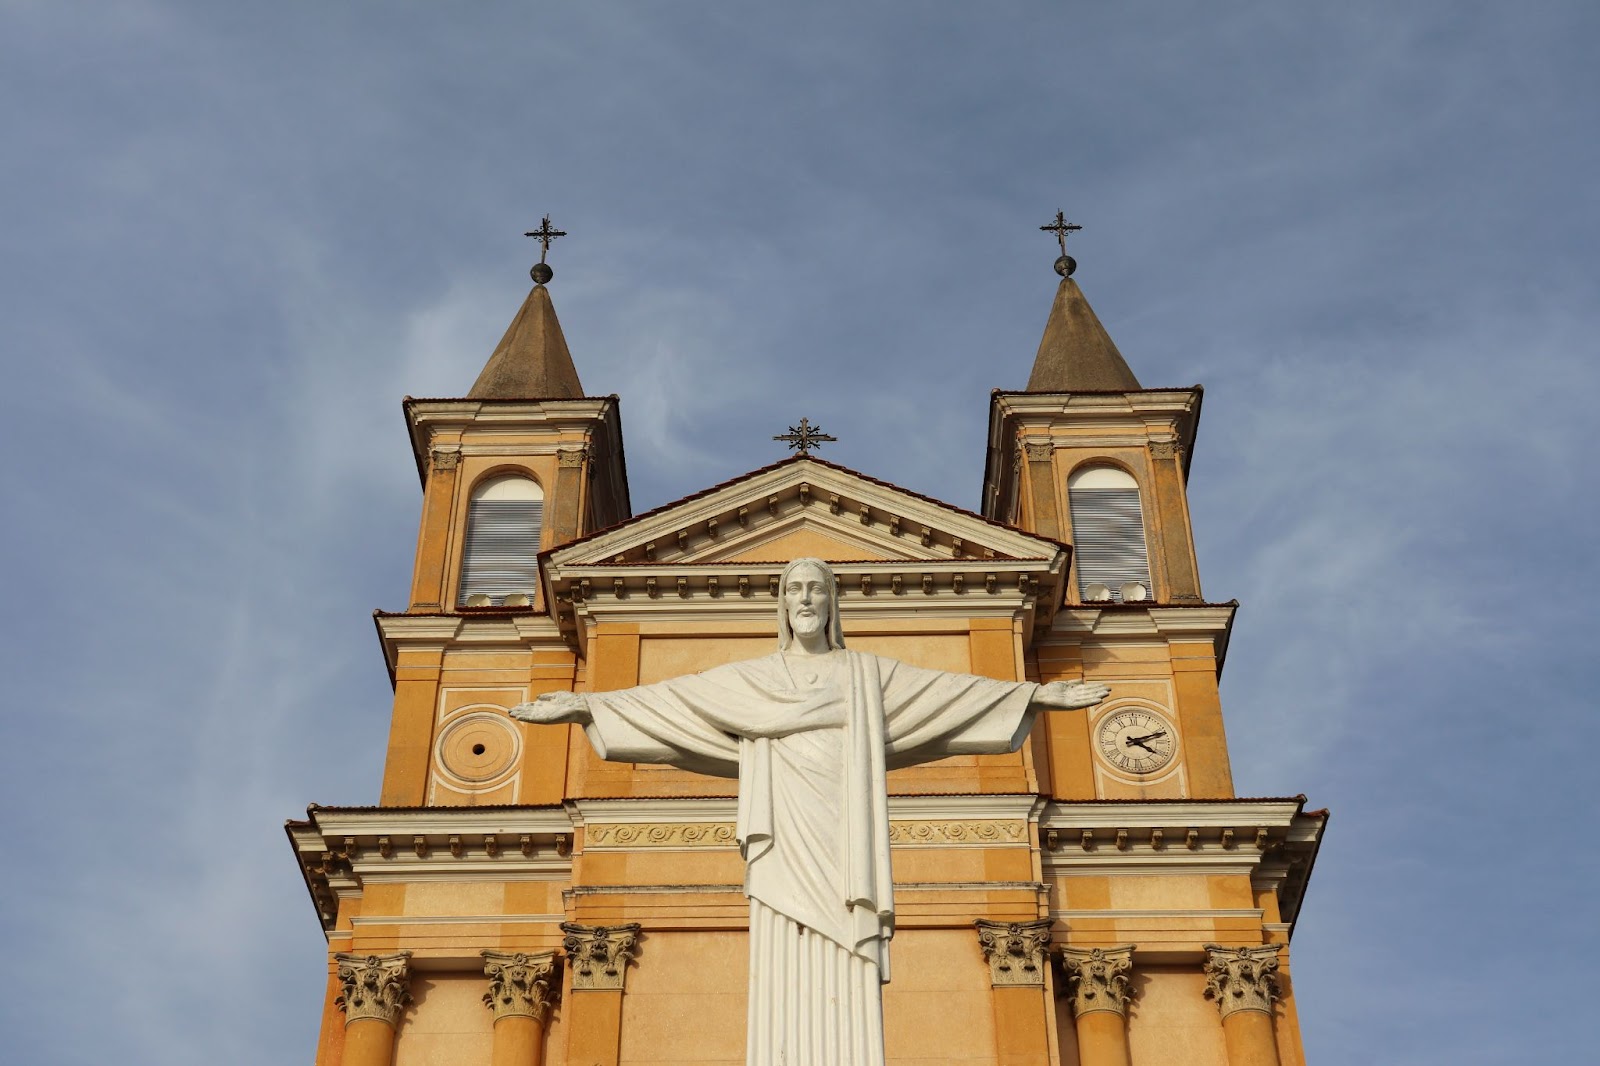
[982,215,1232,801]
[380,222,630,807]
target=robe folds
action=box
[581,648,1040,1066]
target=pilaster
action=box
[559,923,641,1066]
[976,920,1054,1066]
[409,445,462,609]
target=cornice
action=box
[980,386,1203,522]
[372,611,567,684]
[1039,799,1326,936]
[1047,603,1236,673]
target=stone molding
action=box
[561,922,641,991]
[334,952,412,1026]
[584,819,1027,849]
[586,822,737,848]
[1060,945,1134,1017]
[975,919,1054,987]
[482,950,559,1022]
[1202,944,1281,1018]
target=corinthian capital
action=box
[1202,944,1281,1018]
[334,952,412,1025]
[1060,945,1134,1017]
[560,922,641,991]
[974,919,1054,987]
[482,950,559,1021]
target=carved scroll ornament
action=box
[975,919,1054,987]
[334,952,412,1025]
[1202,944,1281,1018]
[482,950,559,1021]
[1061,945,1134,1017]
[561,922,641,991]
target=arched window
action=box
[1068,465,1152,602]
[458,475,544,606]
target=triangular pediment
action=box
[548,456,1063,569]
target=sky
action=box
[1,2,1596,1063]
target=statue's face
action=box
[783,563,831,641]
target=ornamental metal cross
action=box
[773,418,837,455]
[1040,210,1082,257]
[524,215,567,265]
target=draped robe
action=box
[580,648,1040,1066]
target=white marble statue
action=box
[511,557,1109,1066]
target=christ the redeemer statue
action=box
[511,557,1109,1066]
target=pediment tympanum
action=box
[541,457,1069,648]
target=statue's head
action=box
[776,557,846,650]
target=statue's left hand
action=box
[508,690,592,725]
[1032,679,1112,711]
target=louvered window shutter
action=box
[458,498,544,606]
[1068,487,1152,601]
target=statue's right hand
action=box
[509,690,592,726]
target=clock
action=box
[1094,707,1178,776]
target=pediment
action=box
[541,458,1070,652]
[549,456,1063,569]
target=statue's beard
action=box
[789,610,825,640]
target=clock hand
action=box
[1126,730,1168,745]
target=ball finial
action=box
[1054,254,1077,277]
[530,262,554,284]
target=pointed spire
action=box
[468,217,585,399]
[1025,211,1141,392]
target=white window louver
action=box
[458,477,543,606]
[1068,468,1152,603]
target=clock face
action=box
[1094,708,1178,776]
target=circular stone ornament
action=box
[436,712,521,784]
[1093,706,1178,776]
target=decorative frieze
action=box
[583,819,1027,849]
[1202,944,1281,1018]
[561,922,642,991]
[482,950,559,1022]
[586,823,737,848]
[1060,945,1134,1017]
[334,952,413,1025]
[975,919,1054,987]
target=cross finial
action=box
[1040,210,1082,277]
[523,215,567,284]
[773,418,837,456]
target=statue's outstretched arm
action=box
[1030,679,1112,712]
[509,690,592,726]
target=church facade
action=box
[288,227,1326,1066]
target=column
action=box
[559,923,641,1066]
[483,951,560,1066]
[975,919,1054,1066]
[334,952,412,1066]
[1060,945,1134,1066]
[1203,944,1282,1066]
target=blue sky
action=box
[2,3,1596,1063]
